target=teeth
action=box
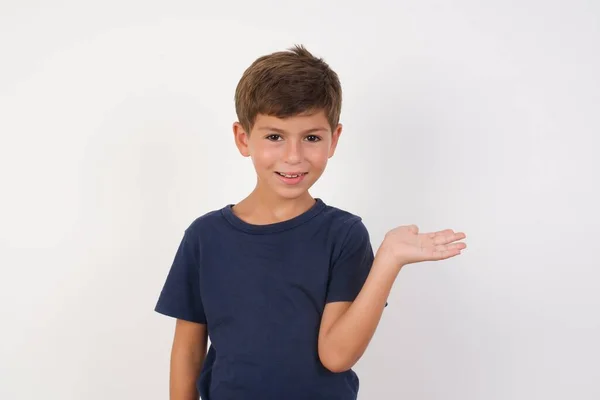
[278,172,303,178]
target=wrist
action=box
[374,246,404,274]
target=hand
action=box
[378,225,467,268]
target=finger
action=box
[420,229,452,247]
[432,246,464,260]
[421,229,454,247]
[431,242,466,253]
[437,248,462,260]
[433,231,466,245]
[425,242,466,259]
[428,229,454,239]
[408,225,419,234]
[452,232,467,244]
[440,242,467,251]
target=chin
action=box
[274,187,312,200]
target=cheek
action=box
[251,146,279,169]
[306,147,330,169]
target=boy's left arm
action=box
[318,225,466,373]
[318,249,399,373]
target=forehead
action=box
[253,110,330,133]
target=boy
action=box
[155,45,467,400]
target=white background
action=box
[1,1,599,399]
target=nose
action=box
[283,140,303,164]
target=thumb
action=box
[408,224,419,234]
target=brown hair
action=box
[234,44,342,133]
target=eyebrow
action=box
[256,126,329,134]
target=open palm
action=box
[382,225,467,266]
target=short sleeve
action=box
[325,219,375,304]
[154,230,206,324]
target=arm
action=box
[318,251,398,373]
[318,225,466,373]
[170,319,208,400]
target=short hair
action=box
[234,44,342,133]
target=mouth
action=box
[274,171,308,185]
[275,172,308,178]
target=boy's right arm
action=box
[170,319,208,400]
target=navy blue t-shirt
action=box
[155,198,375,399]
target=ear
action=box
[233,122,251,157]
[328,123,343,158]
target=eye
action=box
[266,134,282,141]
[305,135,321,142]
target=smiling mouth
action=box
[275,172,308,178]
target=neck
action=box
[234,184,316,225]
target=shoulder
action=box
[181,206,229,239]
[320,202,368,235]
[318,202,371,253]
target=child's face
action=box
[233,110,341,199]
